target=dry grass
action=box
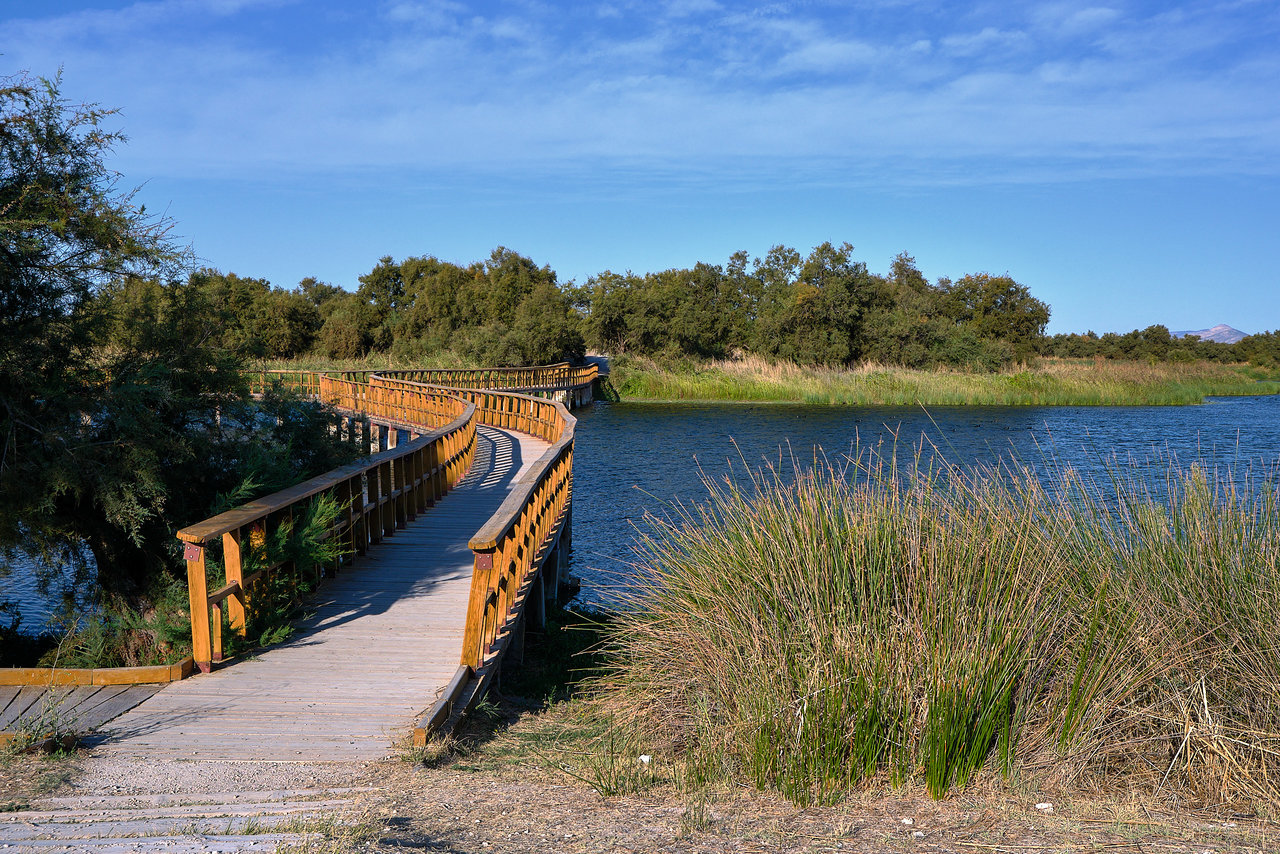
[347,698,1280,852]
[611,354,1280,405]
[0,750,76,812]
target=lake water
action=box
[6,395,1279,628]
[566,395,1280,604]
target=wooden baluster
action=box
[184,541,212,673]
[368,465,383,545]
[419,443,430,510]
[352,474,368,554]
[222,529,247,635]
[407,446,420,518]
[334,477,353,568]
[380,459,395,537]
[394,451,408,529]
[491,538,512,652]
[461,549,494,668]
[499,522,519,622]
[211,600,223,663]
[427,439,441,504]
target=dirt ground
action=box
[0,748,77,812]
[269,698,1279,854]
[4,701,1277,854]
[339,762,1272,853]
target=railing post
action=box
[353,473,369,554]
[394,453,408,529]
[461,549,495,669]
[380,460,395,537]
[184,541,212,673]
[427,440,441,504]
[368,464,383,546]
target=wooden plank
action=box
[2,686,101,732]
[0,686,48,729]
[0,668,93,686]
[71,685,162,732]
[64,684,130,717]
[0,686,20,717]
[92,660,190,685]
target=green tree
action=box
[0,73,349,604]
[0,72,235,593]
[504,281,586,365]
[939,273,1049,363]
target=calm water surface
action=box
[6,396,1279,627]
[567,395,1280,604]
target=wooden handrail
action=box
[178,382,476,671]
[178,362,591,676]
[379,362,598,392]
[367,376,577,671]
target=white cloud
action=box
[1062,6,1120,33]
[939,26,1029,58]
[4,0,1277,186]
[665,0,721,17]
[384,1,466,26]
[775,37,879,74]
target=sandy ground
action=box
[279,699,1280,854]
[5,705,1278,854]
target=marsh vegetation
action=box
[590,447,1280,809]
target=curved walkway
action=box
[87,425,548,762]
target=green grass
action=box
[592,447,1280,809]
[255,352,482,374]
[611,354,1280,406]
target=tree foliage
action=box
[1,73,350,605]
[573,244,1051,371]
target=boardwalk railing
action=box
[379,362,597,392]
[368,376,576,673]
[178,363,594,690]
[248,362,597,396]
[176,382,476,671]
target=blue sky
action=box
[4,0,1278,335]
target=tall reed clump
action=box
[593,447,1280,809]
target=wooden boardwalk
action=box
[86,425,548,762]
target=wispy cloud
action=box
[3,0,1277,186]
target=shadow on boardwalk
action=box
[83,425,548,761]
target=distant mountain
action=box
[1171,324,1248,344]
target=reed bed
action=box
[593,447,1280,809]
[612,354,1280,405]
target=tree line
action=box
[150,243,1280,372]
[1041,326,1280,366]
[148,243,1053,373]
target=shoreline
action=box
[614,390,1280,406]
[606,356,1280,408]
